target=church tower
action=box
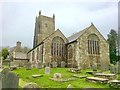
[33,11,55,47]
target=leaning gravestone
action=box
[61,61,66,68]
[52,61,57,68]
[45,67,50,74]
[2,71,19,88]
[26,62,31,70]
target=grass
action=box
[13,68,110,88]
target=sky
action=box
[0,0,119,48]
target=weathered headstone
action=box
[52,61,57,68]
[26,62,31,70]
[23,83,39,89]
[45,67,50,74]
[61,61,66,68]
[53,73,62,79]
[110,65,115,74]
[2,71,19,88]
[37,62,42,69]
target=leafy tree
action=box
[1,48,9,60]
[107,29,118,64]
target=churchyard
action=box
[0,65,120,89]
[0,57,120,89]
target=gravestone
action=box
[2,71,19,88]
[52,61,57,68]
[61,61,66,68]
[1,68,10,75]
[26,62,31,70]
[45,67,50,74]
[37,62,42,69]
[23,83,39,89]
[53,73,62,79]
[110,65,115,74]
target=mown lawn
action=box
[12,68,111,88]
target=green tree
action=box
[107,29,118,64]
[1,48,9,60]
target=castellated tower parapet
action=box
[33,11,55,47]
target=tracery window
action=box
[88,34,100,55]
[51,36,65,57]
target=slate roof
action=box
[67,24,92,43]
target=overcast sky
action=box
[0,0,119,48]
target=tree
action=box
[1,48,9,60]
[107,29,118,64]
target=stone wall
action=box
[13,60,28,67]
[76,24,110,70]
[28,30,68,67]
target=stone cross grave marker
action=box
[61,61,66,68]
[45,67,50,74]
[2,71,19,88]
[52,61,57,68]
[26,62,31,70]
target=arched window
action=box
[88,34,100,55]
[51,36,65,57]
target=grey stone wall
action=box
[76,25,110,70]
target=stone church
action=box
[27,11,110,70]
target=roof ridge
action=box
[67,24,92,42]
